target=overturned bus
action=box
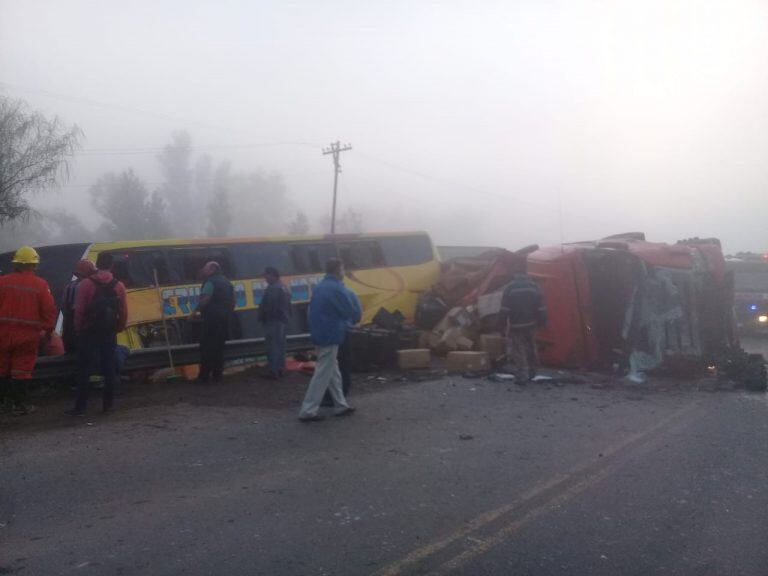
[528,233,738,377]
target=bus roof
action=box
[86,231,433,253]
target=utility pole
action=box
[322,140,352,234]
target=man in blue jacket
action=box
[322,284,361,406]
[501,270,546,382]
[299,258,361,422]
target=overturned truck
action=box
[529,233,765,386]
[419,233,764,389]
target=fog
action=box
[2,0,767,252]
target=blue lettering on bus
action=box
[251,280,267,306]
[290,278,310,302]
[163,276,325,316]
[234,282,247,308]
[161,286,201,316]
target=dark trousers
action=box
[1,378,27,409]
[62,313,78,355]
[75,335,117,412]
[323,338,351,405]
[200,317,228,382]
[338,338,351,395]
[264,320,287,376]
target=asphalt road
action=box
[1,369,767,576]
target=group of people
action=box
[1,243,544,421]
[192,257,361,422]
[0,246,127,416]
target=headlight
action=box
[759,315,768,323]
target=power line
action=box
[354,151,627,233]
[0,81,329,146]
[75,141,321,157]
[0,81,222,130]
[354,150,557,213]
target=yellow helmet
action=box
[12,246,40,265]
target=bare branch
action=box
[0,96,82,224]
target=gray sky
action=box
[2,0,768,251]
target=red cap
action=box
[74,259,97,278]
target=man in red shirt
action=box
[0,246,57,415]
[66,252,128,416]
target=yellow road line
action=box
[371,400,703,576]
[427,457,621,575]
[370,474,570,576]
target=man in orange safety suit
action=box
[0,246,57,415]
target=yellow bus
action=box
[0,232,440,350]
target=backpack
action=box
[84,278,120,337]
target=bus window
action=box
[109,250,172,288]
[337,241,385,270]
[290,245,311,274]
[290,243,337,274]
[379,235,434,266]
[168,247,235,283]
[231,243,293,278]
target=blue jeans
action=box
[264,320,286,376]
[75,335,117,412]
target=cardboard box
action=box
[397,349,431,370]
[479,334,506,362]
[446,351,489,373]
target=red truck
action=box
[527,233,737,373]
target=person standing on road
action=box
[258,266,292,379]
[192,261,234,384]
[501,269,546,383]
[298,258,358,422]
[322,284,361,406]
[67,252,128,415]
[0,246,57,415]
[61,259,97,354]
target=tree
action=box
[321,207,364,233]
[194,154,214,206]
[0,96,82,224]
[287,211,310,235]
[90,169,170,240]
[157,130,195,236]
[206,163,232,237]
[227,170,291,236]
